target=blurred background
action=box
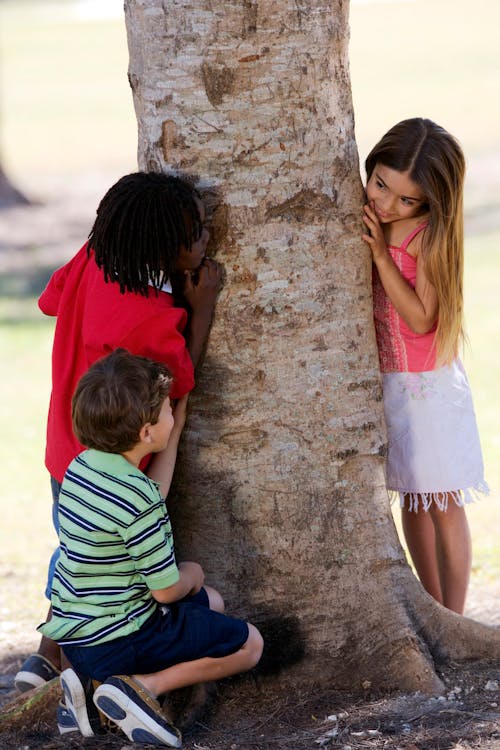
[0,0,498,659]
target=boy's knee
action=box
[245,623,264,668]
[205,585,224,613]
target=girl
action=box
[361,118,488,615]
[16,172,222,703]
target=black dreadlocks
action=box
[87,172,202,296]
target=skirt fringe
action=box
[390,480,490,512]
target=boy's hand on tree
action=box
[184,259,223,367]
[183,258,222,314]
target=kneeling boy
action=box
[39,349,263,747]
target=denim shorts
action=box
[62,588,249,682]
[45,476,62,600]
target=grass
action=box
[0,0,498,628]
[349,0,500,162]
[458,231,500,581]
[0,301,55,625]
[0,0,136,184]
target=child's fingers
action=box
[362,215,377,238]
[203,258,221,278]
[363,201,378,218]
[198,258,222,287]
[183,270,194,292]
[364,209,382,235]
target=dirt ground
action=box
[0,578,498,749]
[0,645,499,750]
[0,178,499,749]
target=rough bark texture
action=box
[124,0,500,694]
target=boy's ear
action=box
[139,423,153,444]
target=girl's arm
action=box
[362,203,438,334]
[183,258,223,368]
[146,395,188,498]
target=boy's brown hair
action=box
[72,349,172,453]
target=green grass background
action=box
[0,0,498,633]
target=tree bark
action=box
[124,0,500,695]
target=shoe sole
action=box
[94,684,181,747]
[60,669,95,738]
[57,701,79,735]
[14,672,48,692]
[58,719,80,735]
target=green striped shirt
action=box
[38,449,179,646]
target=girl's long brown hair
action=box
[365,118,465,365]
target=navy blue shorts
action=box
[62,589,249,682]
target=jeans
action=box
[45,476,61,600]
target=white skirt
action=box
[382,359,489,512]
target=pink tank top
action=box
[373,222,437,373]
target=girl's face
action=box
[175,197,210,272]
[366,164,427,224]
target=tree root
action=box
[0,678,60,731]
[406,578,500,664]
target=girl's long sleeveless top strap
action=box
[398,221,428,252]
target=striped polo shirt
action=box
[38,449,180,646]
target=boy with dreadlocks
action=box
[15,173,222,721]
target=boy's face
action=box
[149,397,175,451]
[175,197,209,273]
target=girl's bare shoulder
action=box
[386,214,429,256]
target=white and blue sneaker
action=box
[60,668,102,737]
[14,654,60,692]
[94,675,182,747]
[56,699,79,735]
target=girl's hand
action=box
[183,258,223,314]
[362,202,388,264]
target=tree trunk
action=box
[124,0,500,695]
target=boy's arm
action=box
[183,258,222,368]
[147,395,188,498]
[151,561,205,604]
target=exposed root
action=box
[404,577,500,665]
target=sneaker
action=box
[94,675,182,747]
[60,668,102,737]
[14,654,60,692]
[56,699,79,735]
